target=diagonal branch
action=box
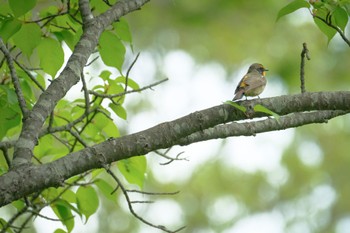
[11,0,150,168]
[0,39,29,118]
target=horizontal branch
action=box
[88,78,169,98]
[178,110,348,145]
[1,91,350,206]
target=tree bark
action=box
[1,91,349,207]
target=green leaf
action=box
[95,178,118,201]
[35,73,46,89]
[12,200,25,211]
[52,200,75,232]
[90,0,111,14]
[314,17,337,42]
[115,76,140,90]
[9,0,36,17]
[117,156,147,189]
[54,29,82,52]
[34,134,69,159]
[109,104,127,120]
[99,31,126,71]
[54,229,67,233]
[76,186,99,222]
[224,100,247,113]
[0,2,12,16]
[113,18,133,43]
[37,37,64,78]
[0,86,21,139]
[102,119,120,138]
[12,23,41,56]
[0,16,22,42]
[99,70,112,81]
[276,0,310,21]
[60,189,77,204]
[253,104,280,120]
[107,78,124,95]
[333,6,349,31]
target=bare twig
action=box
[81,72,90,115]
[154,150,188,165]
[103,165,186,233]
[300,42,310,94]
[28,210,62,221]
[89,78,169,99]
[16,212,33,233]
[85,56,99,66]
[127,189,180,196]
[13,56,45,92]
[0,205,29,233]
[116,52,140,104]
[125,53,140,92]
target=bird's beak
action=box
[264,68,269,71]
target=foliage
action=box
[1,0,350,233]
[277,0,350,44]
[0,0,146,232]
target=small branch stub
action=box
[300,42,310,94]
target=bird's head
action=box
[248,63,268,76]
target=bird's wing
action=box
[234,74,249,94]
[241,73,266,91]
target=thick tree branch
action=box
[178,110,348,145]
[79,0,93,25]
[11,0,150,167]
[1,91,349,207]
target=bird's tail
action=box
[232,91,244,101]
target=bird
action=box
[232,63,268,101]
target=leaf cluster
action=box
[277,0,350,45]
[0,1,148,232]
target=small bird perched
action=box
[232,63,268,101]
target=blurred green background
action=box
[116,1,350,233]
[8,0,347,232]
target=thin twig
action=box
[0,38,29,118]
[13,57,45,91]
[127,189,180,196]
[28,210,62,221]
[0,205,29,233]
[313,15,350,47]
[154,150,188,165]
[103,165,185,233]
[17,212,33,233]
[85,56,99,66]
[125,52,140,93]
[300,42,310,94]
[80,72,90,115]
[89,78,169,98]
